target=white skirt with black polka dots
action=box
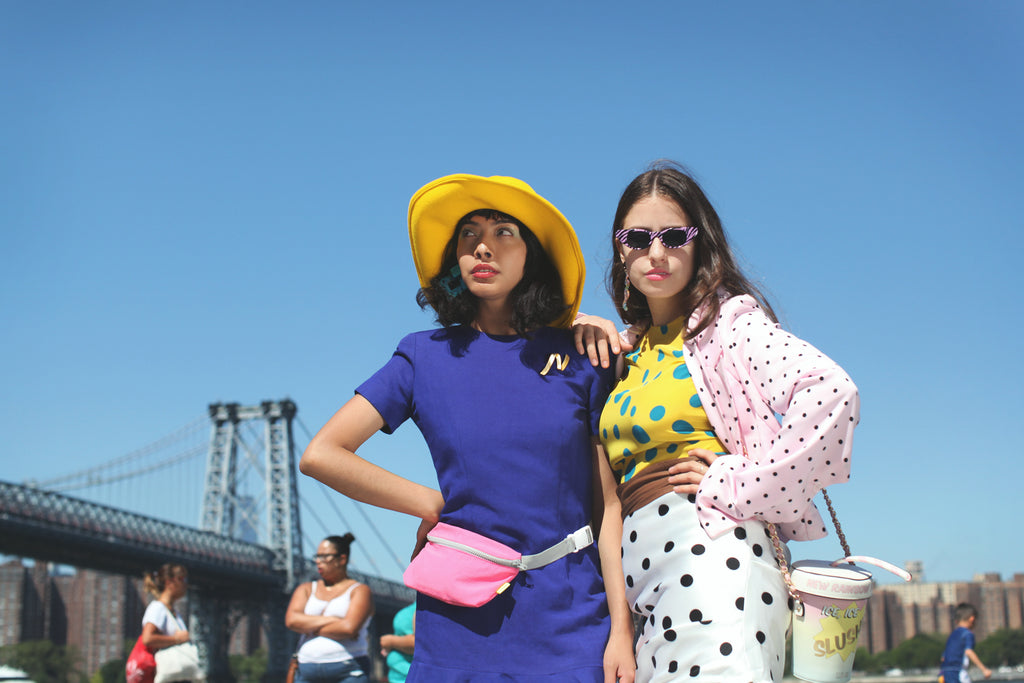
[622,491,791,683]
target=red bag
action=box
[126,635,156,683]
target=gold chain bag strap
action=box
[765,489,849,617]
[739,439,850,616]
[765,490,911,613]
[761,479,910,683]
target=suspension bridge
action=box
[0,399,415,682]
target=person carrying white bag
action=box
[134,563,203,683]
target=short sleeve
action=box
[356,334,416,435]
[142,601,180,634]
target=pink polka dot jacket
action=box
[621,293,860,542]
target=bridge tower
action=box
[196,399,304,681]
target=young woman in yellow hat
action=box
[301,174,635,682]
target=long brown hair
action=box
[608,161,776,338]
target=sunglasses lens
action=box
[624,230,653,249]
[661,228,691,248]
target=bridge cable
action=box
[43,445,207,493]
[302,484,385,577]
[299,492,353,549]
[32,415,209,488]
[236,423,270,478]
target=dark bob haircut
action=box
[416,209,566,335]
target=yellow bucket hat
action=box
[408,174,584,328]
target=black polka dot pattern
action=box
[622,492,789,682]
[683,294,859,544]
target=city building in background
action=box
[864,562,1024,653]
[3,557,1023,672]
[0,558,265,675]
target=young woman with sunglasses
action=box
[300,174,635,682]
[576,162,860,682]
[285,533,374,683]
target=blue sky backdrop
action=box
[2,1,1021,585]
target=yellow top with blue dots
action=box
[599,315,726,484]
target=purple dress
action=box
[357,326,616,681]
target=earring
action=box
[622,264,632,312]
[439,265,466,298]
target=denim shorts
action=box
[295,655,370,683]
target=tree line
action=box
[852,629,1024,674]
[3,629,1023,682]
[0,641,268,683]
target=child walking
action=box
[940,603,991,683]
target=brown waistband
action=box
[617,459,690,518]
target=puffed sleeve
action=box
[355,334,417,435]
[695,297,860,541]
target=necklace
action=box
[321,577,350,592]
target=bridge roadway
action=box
[0,479,412,601]
[0,479,281,597]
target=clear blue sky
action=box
[2,1,1021,586]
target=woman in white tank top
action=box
[285,534,374,683]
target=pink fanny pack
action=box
[403,522,594,608]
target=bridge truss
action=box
[197,399,305,681]
[1,399,414,681]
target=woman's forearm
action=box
[316,616,365,641]
[285,612,334,635]
[592,445,634,639]
[381,633,415,655]
[300,395,444,522]
[142,629,187,650]
[302,444,443,521]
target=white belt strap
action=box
[519,525,594,570]
[427,525,595,572]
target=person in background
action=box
[380,601,415,683]
[940,603,991,683]
[141,564,190,653]
[285,534,374,683]
[126,563,190,683]
[575,161,859,682]
[300,173,634,682]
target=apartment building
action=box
[863,565,1024,653]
